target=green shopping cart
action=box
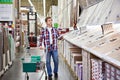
[21,56,47,80]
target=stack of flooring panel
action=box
[70,48,82,71]
[105,63,120,80]
[75,61,82,80]
[82,50,91,80]
[91,59,105,80]
[0,27,15,76]
[8,34,15,61]
[0,28,3,73]
[3,28,10,70]
[63,22,120,80]
[69,48,81,65]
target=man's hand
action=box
[58,35,63,40]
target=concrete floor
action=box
[0,48,75,80]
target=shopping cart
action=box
[21,48,47,80]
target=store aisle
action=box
[0,49,75,80]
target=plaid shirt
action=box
[39,27,59,51]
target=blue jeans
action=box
[46,49,59,76]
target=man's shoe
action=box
[48,75,52,80]
[54,73,58,78]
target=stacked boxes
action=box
[61,40,83,79]
[105,63,120,80]
[58,40,64,55]
[69,48,81,65]
[8,35,15,61]
[76,61,83,80]
[3,28,9,67]
[0,25,16,76]
[63,40,68,58]
[116,69,120,80]
[82,50,91,80]
[0,30,3,71]
[91,59,120,80]
[64,41,80,63]
[71,53,82,71]
[3,28,9,54]
[91,59,105,80]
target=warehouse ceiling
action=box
[21,0,58,16]
[21,0,30,6]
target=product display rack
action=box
[0,0,17,77]
[58,24,120,80]
[0,25,15,77]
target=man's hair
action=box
[45,17,52,22]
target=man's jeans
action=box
[46,49,59,76]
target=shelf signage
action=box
[0,0,13,4]
[0,4,13,21]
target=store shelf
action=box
[63,26,120,67]
[0,27,15,77]
[60,24,120,80]
[59,53,78,80]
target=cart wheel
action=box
[27,76,29,80]
[45,76,47,80]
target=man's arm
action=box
[55,29,63,40]
[39,29,44,48]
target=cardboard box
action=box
[82,50,91,80]
[75,61,83,80]
[71,53,82,71]
[104,63,120,80]
[111,76,116,80]
[70,48,81,52]
[116,69,120,75]
[91,59,105,80]
[3,28,9,54]
[116,75,120,80]
[0,32,3,71]
[0,55,2,71]
[69,49,81,65]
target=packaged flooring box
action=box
[8,35,15,61]
[70,51,82,64]
[0,31,3,54]
[0,31,3,71]
[5,51,9,66]
[92,33,120,54]
[105,63,120,80]
[75,61,82,80]
[8,35,12,61]
[71,53,82,71]
[3,28,10,67]
[91,59,105,80]
[69,48,81,53]
[82,50,91,80]
[0,55,3,71]
[69,48,82,65]
[3,28,9,54]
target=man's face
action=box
[46,18,52,26]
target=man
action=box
[39,17,60,80]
